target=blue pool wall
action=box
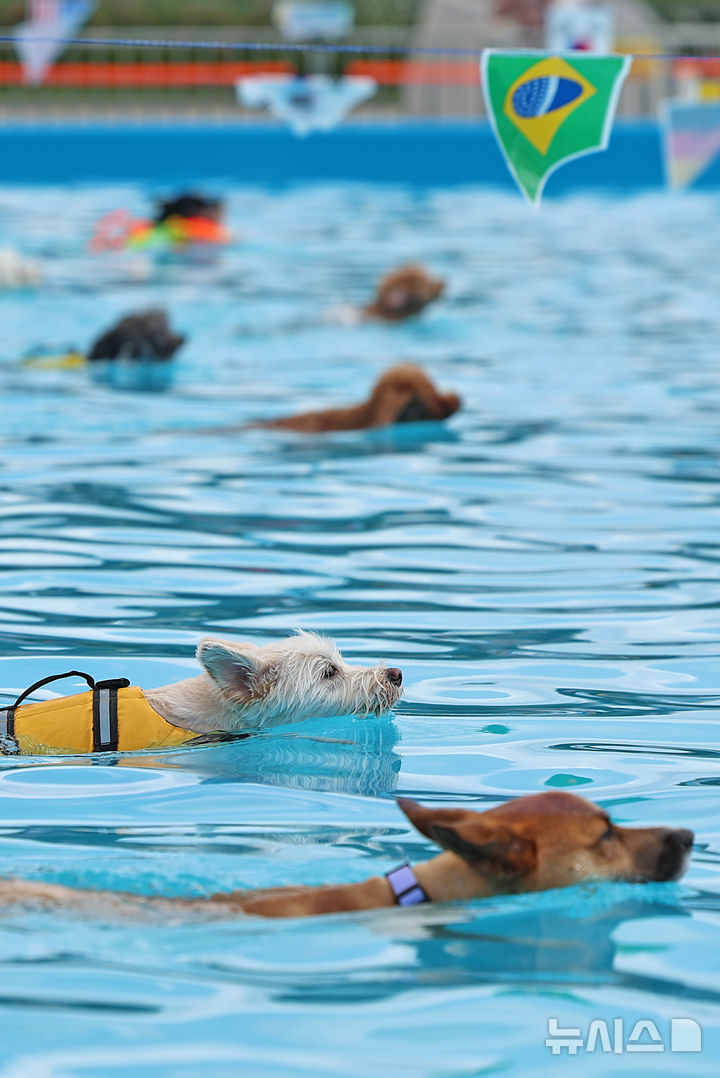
[0,118,714,192]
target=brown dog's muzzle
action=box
[653,828,694,881]
[625,826,694,882]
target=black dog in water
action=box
[88,309,186,363]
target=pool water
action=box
[0,183,719,1076]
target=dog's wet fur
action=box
[146,631,403,734]
[0,792,692,920]
[88,308,186,363]
[364,264,445,322]
[263,363,460,433]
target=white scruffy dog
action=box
[147,632,403,733]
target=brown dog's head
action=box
[398,791,693,897]
[366,364,461,426]
[366,264,445,322]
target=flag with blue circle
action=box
[481,51,632,207]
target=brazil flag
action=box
[481,51,632,207]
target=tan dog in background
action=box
[0,792,692,919]
[263,364,460,433]
[364,264,445,322]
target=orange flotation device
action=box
[90,210,231,253]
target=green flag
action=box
[481,51,633,207]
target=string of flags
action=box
[238,0,635,205]
[238,1,720,204]
[8,3,720,202]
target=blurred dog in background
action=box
[88,308,186,363]
[0,248,42,289]
[364,264,445,322]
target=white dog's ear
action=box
[196,638,259,702]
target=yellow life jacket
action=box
[0,671,199,756]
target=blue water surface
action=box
[0,183,719,1076]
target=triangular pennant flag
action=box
[14,0,95,86]
[662,99,720,190]
[237,75,376,137]
[481,50,632,207]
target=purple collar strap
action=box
[385,863,429,907]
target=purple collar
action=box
[385,863,429,907]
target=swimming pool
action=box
[0,180,719,1075]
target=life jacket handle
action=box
[8,671,130,713]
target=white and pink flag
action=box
[14,0,95,86]
[237,75,377,136]
[662,99,720,190]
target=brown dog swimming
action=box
[0,793,692,920]
[363,264,445,322]
[263,363,461,433]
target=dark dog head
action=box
[155,192,224,224]
[398,791,694,896]
[88,309,186,363]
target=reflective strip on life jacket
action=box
[93,682,119,751]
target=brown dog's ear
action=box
[397,799,536,878]
[369,385,418,427]
[429,822,535,878]
[396,798,466,839]
[196,638,262,703]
